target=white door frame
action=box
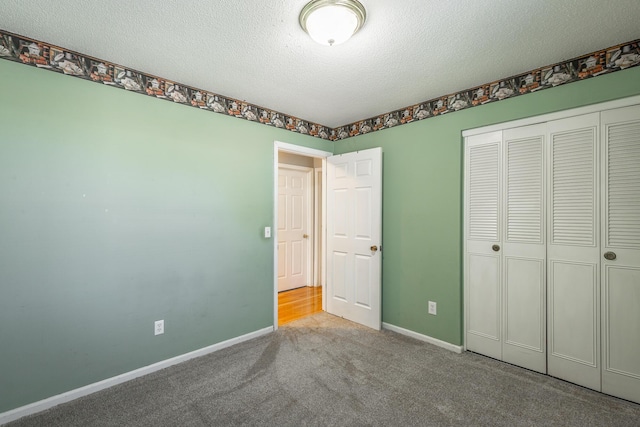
[313,167,323,288]
[273,141,332,330]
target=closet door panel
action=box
[504,257,544,350]
[547,113,601,391]
[465,131,502,359]
[466,253,501,359]
[604,267,640,370]
[502,125,546,374]
[549,261,597,362]
[601,105,640,404]
[548,260,599,389]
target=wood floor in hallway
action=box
[278,286,322,326]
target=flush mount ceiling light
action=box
[299,0,367,46]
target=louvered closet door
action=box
[601,105,640,404]
[502,125,546,373]
[546,113,601,390]
[465,131,502,360]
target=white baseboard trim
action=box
[0,326,274,426]
[382,322,463,354]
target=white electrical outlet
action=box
[428,301,437,315]
[154,320,164,335]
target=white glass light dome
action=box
[299,0,367,46]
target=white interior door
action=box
[601,105,640,404]
[502,124,547,374]
[326,148,382,330]
[546,113,601,390]
[465,131,503,360]
[278,165,311,292]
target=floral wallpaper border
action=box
[0,30,333,140]
[1,29,638,142]
[335,39,640,140]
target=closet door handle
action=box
[604,251,617,261]
[492,244,500,252]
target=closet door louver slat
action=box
[552,129,596,246]
[469,144,500,241]
[506,137,544,244]
[607,121,640,249]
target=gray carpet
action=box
[7,312,640,426]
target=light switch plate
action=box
[264,226,271,238]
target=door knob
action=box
[604,251,617,260]
[303,234,309,239]
[370,245,378,252]
[492,244,500,252]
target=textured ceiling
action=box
[1,0,639,128]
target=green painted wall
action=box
[0,59,329,413]
[333,66,640,346]
[2,54,640,415]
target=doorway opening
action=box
[273,141,331,329]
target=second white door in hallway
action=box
[278,165,312,292]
